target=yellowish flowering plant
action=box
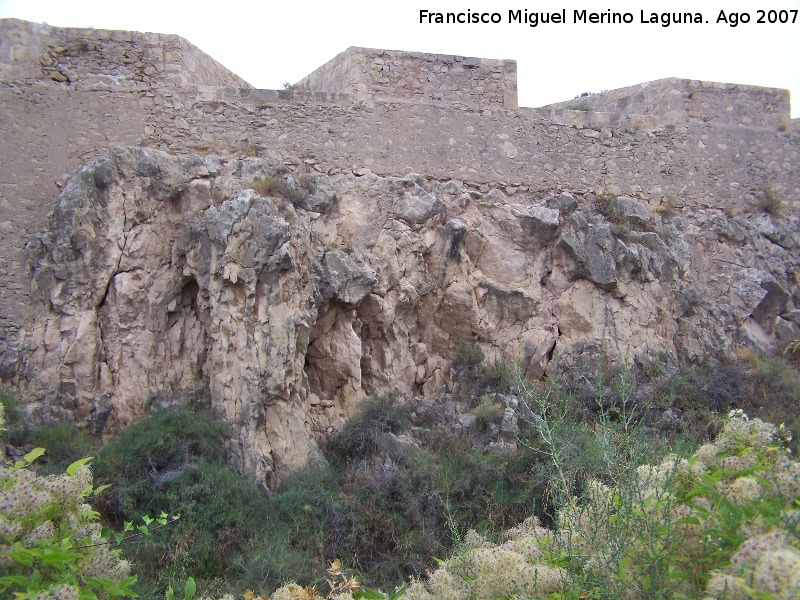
[1,408,180,599]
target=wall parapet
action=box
[542,78,791,130]
[0,18,251,89]
[295,46,518,109]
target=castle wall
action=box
[0,18,251,88]
[542,78,791,130]
[296,46,518,109]
[139,88,799,220]
[0,82,150,357]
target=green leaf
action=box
[41,550,80,566]
[751,473,773,489]
[93,484,112,496]
[84,575,140,597]
[183,577,196,600]
[166,587,176,600]
[0,575,30,586]
[23,447,46,464]
[6,548,34,567]
[353,588,387,599]
[389,586,408,600]
[66,456,93,476]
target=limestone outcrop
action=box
[19,147,800,485]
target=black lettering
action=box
[717,10,743,27]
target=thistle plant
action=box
[267,560,405,600]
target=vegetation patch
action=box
[251,174,315,205]
[450,344,513,404]
[2,347,799,599]
[758,186,783,216]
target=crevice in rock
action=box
[446,223,466,261]
[165,276,211,387]
[304,301,365,410]
[545,339,557,364]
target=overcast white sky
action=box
[1,0,798,117]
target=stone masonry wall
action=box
[296,46,518,109]
[0,18,251,88]
[543,78,791,130]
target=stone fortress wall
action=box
[295,46,519,109]
[0,18,251,88]
[540,78,791,130]
[1,18,797,340]
[0,18,798,483]
[0,19,800,336]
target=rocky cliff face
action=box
[20,147,800,486]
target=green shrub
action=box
[450,346,513,403]
[482,359,513,395]
[13,346,789,600]
[93,406,227,517]
[565,102,593,111]
[451,344,485,374]
[758,186,782,215]
[729,352,800,455]
[89,407,280,598]
[326,394,410,464]
[472,396,504,432]
[308,412,799,600]
[27,422,101,477]
[0,387,28,446]
[89,407,340,598]
[785,338,800,363]
[250,174,312,204]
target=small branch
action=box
[711,257,747,269]
[71,517,180,550]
